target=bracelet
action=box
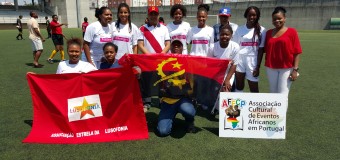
[293,68,299,72]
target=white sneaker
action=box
[143,104,151,113]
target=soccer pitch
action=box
[0,29,339,159]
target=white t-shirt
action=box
[111,22,139,59]
[187,25,214,57]
[232,24,266,56]
[138,24,170,53]
[27,17,40,40]
[167,21,191,55]
[56,60,97,74]
[213,41,240,65]
[213,41,240,84]
[84,21,113,61]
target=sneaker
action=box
[143,103,151,113]
[47,59,54,64]
[187,123,196,133]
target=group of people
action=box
[26,3,302,137]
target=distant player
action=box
[82,17,89,38]
[16,15,23,40]
[45,16,51,39]
[47,15,68,63]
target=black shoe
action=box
[33,64,43,68]
[187,123,197,133]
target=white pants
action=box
[266,67,292,96]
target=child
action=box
[187,4,214,57]
[211,24,240,114]
[100,42,120,69]
[213,24,239,91]
[56,38,97,74]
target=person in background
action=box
[157,40,196,137]
[82,17,89,38]
[47,15,68,63]
[27,11,45,68]
[100,42,120,69]
[83,7,113,68]
[256,6,302,96]
[112,3,139,60]
[232,6,266,93]
[213,7,238,42]
[159,17,166,26]
[138,6,171,112]
[167,4,190,54]
[16,15,23,40]
[187,4,214,57]
[56,37,97,74]
[45,16,51,39]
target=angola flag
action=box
[119,54,229,107]
[24,67,148,144]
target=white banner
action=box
[219,93,288,139]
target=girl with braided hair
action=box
[111,3,139,60]
[232,6,266,93]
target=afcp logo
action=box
[68,94,103,122]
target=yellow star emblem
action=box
[172,62,183,69]
[74,98,96,119]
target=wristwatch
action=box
[293,68,299,72]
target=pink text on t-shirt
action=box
[171,35,186,40]
[100,37,113,42]
[192,40,208,44]
[241,42,258,46]
[113,36,129,42]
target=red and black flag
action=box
[119,54,229,107]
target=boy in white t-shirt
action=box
[138,6,171,112]
[211,24,240,114]
[213,7,238,42]
[213,25,239,91]
[138,6,170,54]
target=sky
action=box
[0,0,38,5]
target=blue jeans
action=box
[157,98,196,136]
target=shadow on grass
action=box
[25,63,34,66]
[195,105,219,122]
[170,119,202,139]
[145,111,158,133]
[24,120,33,127]
[202,127,219,136]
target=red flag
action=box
[119,54,229,107]
[24,67,148,144]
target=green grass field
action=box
[0,29,339,159]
